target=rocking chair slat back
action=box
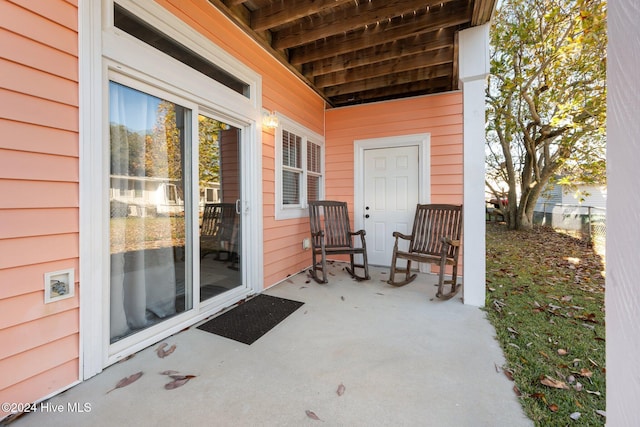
[317,202,352,248]
[200,203,237,260]
[409,205,462,259]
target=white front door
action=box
[363,146,420,266]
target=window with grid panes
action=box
[275,118,324,219]
[282,130,302,205]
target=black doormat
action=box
[197,294,304,345]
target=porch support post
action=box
[458,24,490,307]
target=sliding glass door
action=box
[198,114,242,303]
[108,81,243,344]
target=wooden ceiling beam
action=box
[289,5,469,65]
[303,29,455,78]
[251,0,353,32]
[223,0,247,6]
[329,76,452,106]
[323,63,452,97]
[314,48,453,88]
[273,0,459,50]
[472,0,498,26]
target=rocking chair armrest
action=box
[392,231,412,241]
[440,237,460,246]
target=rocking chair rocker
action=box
[308,200,370,283]
[388,204,463,299]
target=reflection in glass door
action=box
[198,115,242,302]
[108,82,244,344]
[109,82,190,343]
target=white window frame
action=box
[274,114,325,220]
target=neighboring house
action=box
[534,181,607,211]
[0,0,492,415]
[533,182,606,235]
[110,175,183,216]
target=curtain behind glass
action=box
[109,82,187,343]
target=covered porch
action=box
[12,266,530,426]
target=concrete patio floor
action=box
[10,265,532,427]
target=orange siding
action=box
[325,93,464,266]
[158,0,326,288]
[325,93,464,206]
[0,0,79,416]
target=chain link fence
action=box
[533,203,606,256]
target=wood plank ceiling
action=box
[208,0,496,108]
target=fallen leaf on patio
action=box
[159,370,179,375]
[595,409,606,417]
[107,371,143,393]
[570,412,581,420]
[118,354,136,363]
[305,410,322,421]
[549,403,559,412]
[169,374,196,381]
[157,344,176,358]
[558,349,568,356]
[164,375,196,390]
[541,375,569,390]
[579,368,593,378]
[337,383,345,396]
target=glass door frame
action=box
[81,0,264,379]
[99,65,262,369]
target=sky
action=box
[109,81,162,133]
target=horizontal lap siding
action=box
[160,0,325,287]
[0,0,79,415]
[325,93,464,265]
[325,93,464,206]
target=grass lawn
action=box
[485,222,606,426]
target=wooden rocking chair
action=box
[388,204,463,299]
[200,203,237,262]
[308,200,370,284]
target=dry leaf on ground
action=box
[305,410,322,421]
[579,368,593,378]
[107,371,143,393]
[541,375,570,390]
[157,344,176,358]
[164,375,196,390]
